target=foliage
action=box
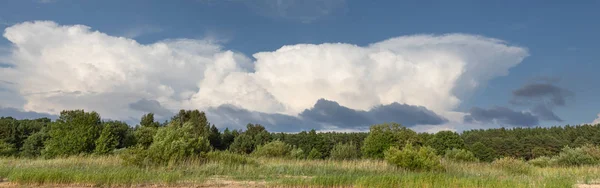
[252,140,292,158]
[290,147,305,159]
[133,126,157,149]
[20,130,49,158]
[0,140,16,156]
[229,124,271,154]
[491,157,533,175]
[329,142,360,160]
[307,148,323,160]
[384,143,443,171]
[124,122,211,167]
[94,124,120,155]
[362,123,418,159]
[550,146,597,166]
[220,128,235,150]
[43,110,102,158]
[140,113,160,128]
[208,125,222,150]
[444,148,478,162]
[469,142,496,162]
[427,131,465,155]
[528,156,551,167]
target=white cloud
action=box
[1,21,528,128]
[593,113,600,125]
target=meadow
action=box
[1,154,599,187]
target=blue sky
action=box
[0,0,598,132]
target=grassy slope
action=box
[1,156,599,187]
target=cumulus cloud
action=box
[464,106,539,126]
[206,104,320,132]
[592,114,600,125]
[1,21,528,130]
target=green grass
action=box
[1,156,600,187]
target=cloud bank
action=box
[0,21,528,131]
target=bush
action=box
[444,148,478,162]
[330,142,360,160]
[134,126,157,148]
[122,123,211,167]
[550,146,597,166]
[528,156,551,167]
[491,157,533,175]
[384,143,443,171]
[581,144,600,160]
[362,123,418,159]
[204,151,257,166]
[470,142,496,162]
[290,147,305,159]
[252,140,292,158]
[0,140,16,157]
[307,148,323,160]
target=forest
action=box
[2,109,600,187]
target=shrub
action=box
[123,123,211,167]
[330,142,360,160]
[134,126,157,149]
[550,146,597,166]
[528,156,551,167]
[444,148,478,162]
[384,143,443,171]
[204,151,257,166]
[362,123,418,159]
[290,147,305,159]
[252,140,292,158]
[491,157,533,175]
[581,144,600,160]
[307,148,323,160]
[0,140,16,157]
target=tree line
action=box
[1,109,600,164]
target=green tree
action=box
[307,147,323,160]
[220,128,235,150]
[208,125,222,150]
[21,129,49,158]
[140,113,159,128]
[0,140,16,156]
[134,126,157,149]
[427,131,465,155]
[361,123,418,159]
[229,134,255,154]
[43,110,102,158]
[470,142,496,162]
[94,124,119,155]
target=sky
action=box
[0,0,598,133]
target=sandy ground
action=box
[0,178,267,188]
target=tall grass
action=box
[1,155,600,187]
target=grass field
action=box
[1,154,600,187]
